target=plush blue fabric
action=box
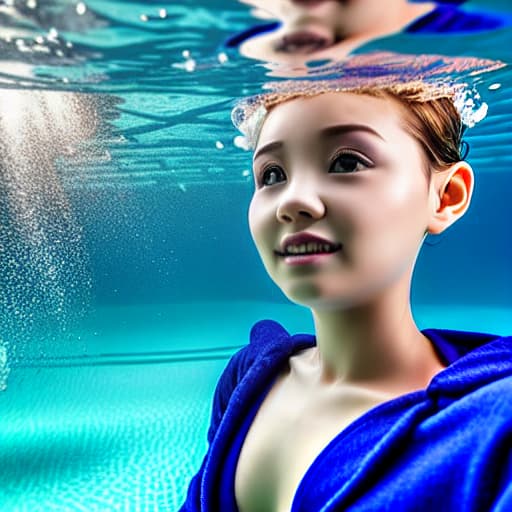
[179,319,512,511]
[404,5,510,33]
[224,5,511,50]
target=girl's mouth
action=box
[275,243,342,265]
[290,0,331,7]
[281,251,340,266]
[274,30,332,54]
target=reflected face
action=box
[248,92,436,309]
[239,0,434,68]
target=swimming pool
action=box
[0,1,511,510]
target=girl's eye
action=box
[329,152,370,174]
[260,164,286,187]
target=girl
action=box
[180,76,512,511]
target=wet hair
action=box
[233,72,486,181]
[258,83,466,178]
[346,84,466,175]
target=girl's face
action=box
[248,92,439,309]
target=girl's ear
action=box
[426,161,474,235]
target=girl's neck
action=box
[309,298,445,395]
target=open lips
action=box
[275,233,342,256]
[274,30,333,54]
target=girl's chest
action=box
[234,371,391,512]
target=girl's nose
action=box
[276,186,325,223]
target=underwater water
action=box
[0,0,511,510]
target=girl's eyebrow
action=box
[253,123,386,161]
[321,123,386,141]
[253,140,283,162]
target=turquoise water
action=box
[0,1,511,510]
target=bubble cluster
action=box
[0,90,115,386]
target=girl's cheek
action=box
[248,197,262,238]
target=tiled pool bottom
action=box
[0,301,314,511]
[0,302,509,511]
[0,357,226,511]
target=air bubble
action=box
[184,59,196,72]
[48,28,59,40]
[234,135,250,150]
[76,2,87,15]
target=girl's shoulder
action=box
[207,319,315,442]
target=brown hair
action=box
[261,82,465,176]
[351,84,464,174]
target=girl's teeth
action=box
[285,242,335,255]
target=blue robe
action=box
[179,319,512,511]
